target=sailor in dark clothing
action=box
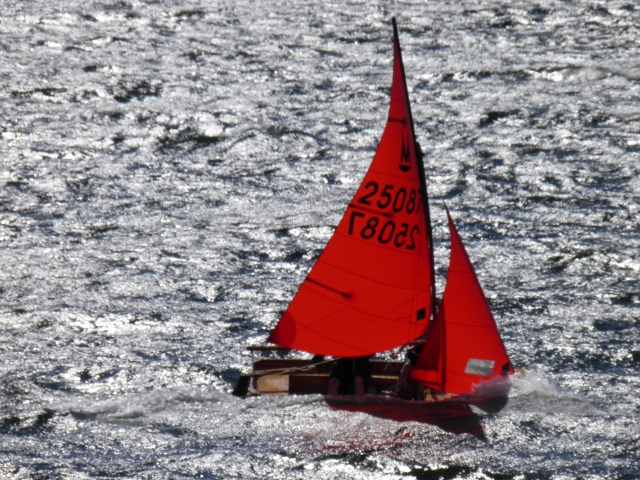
[308,354,325,372]
[394,343,424,399]
[328,356,371,395]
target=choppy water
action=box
[1,1,639,478]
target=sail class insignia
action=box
[399,136,411,172]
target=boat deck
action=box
[233,356,404,397]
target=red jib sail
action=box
[411,211,513,394]
[268,20,434,357]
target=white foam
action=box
[53,387,223,420]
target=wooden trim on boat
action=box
[246,345,291,352]
[232,357,405,397]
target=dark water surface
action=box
[1,1,639,478]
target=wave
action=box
[52,387,223,420]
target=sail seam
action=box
[388,117,407,124]
[348,203,394,218]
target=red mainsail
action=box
[268,20,434,357]
[410,211,513,394]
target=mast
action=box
[392,18,437,323]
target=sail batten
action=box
[305,277,352,299]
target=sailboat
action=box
[233,18,515,425]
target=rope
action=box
[249,358,336,379]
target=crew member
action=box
[328,356,372,395]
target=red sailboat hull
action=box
[323,394,492,438]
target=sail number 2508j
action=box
[347,181,422,250]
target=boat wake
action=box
[508,370,606,416]
[52,387,223,421]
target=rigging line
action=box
[414,142,437,323]
[414,137,450,313]
[383,337,426,372]
[250,358,336,379]
[416,139,449,214]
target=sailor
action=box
[393,343,424,399]
[328,356,371,396]
[307,354,325,372]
